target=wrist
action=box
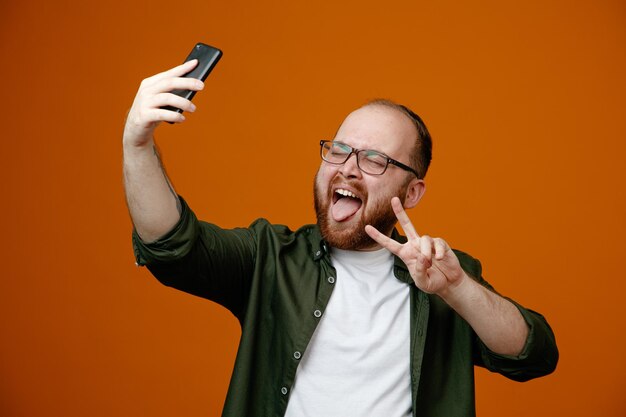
[437,272,474,305]
[123,130,155,152]
[123,116,158,149]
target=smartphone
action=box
[162,42,222,114]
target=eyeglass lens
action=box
[321,142,388,175]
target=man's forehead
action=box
[335,105,416,152]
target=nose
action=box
[339,152,362,178]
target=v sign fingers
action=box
[391,197,420,240]
[364,225,404,256]
[365,198,469,295]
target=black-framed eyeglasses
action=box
[320,140,420,178]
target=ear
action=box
[403,178,426,209]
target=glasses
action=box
[320,140,420,178]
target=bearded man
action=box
[124,59,558,417]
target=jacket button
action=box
[281,386,288,395]
[327,276,335,284]
[313,310,322,318]
[293,351,302,360]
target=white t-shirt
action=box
[284,247,412,417]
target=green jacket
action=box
[133,197,558,417]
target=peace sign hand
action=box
[364,197,468,295]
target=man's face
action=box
[314,105,418,250]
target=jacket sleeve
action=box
[476,298,559,381]
[455,250,559,382]
[132,196,257,320]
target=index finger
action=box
[145,59,199,85]
[364,225,403,255]
[391,197,420,240]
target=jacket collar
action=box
[307,224,413,285]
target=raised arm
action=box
[123,59,204,242]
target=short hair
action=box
[364,99,433,179]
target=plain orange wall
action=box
[1,0,625,416]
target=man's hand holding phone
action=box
[124,43,222,148]
[123,59,203,149]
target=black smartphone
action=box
[162,42,222,113]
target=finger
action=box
[390,197,420,240]
[147,77,205,95]
[419,235,434,262]
[365,225,404,255]
[143,59,199,87]
[412,251,431,289]
[418,252,432,270]
[149,93,197,113]
[433,238,448,261]
[146,108,187,124]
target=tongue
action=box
[331,198,362,222]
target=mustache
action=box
[328,177,368,201]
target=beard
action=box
[313,174,408,250]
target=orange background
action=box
[1,0,625,415]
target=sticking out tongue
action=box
[331,197,362,222]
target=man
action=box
[124,59,558,417]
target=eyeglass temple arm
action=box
[387,159,421,178]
